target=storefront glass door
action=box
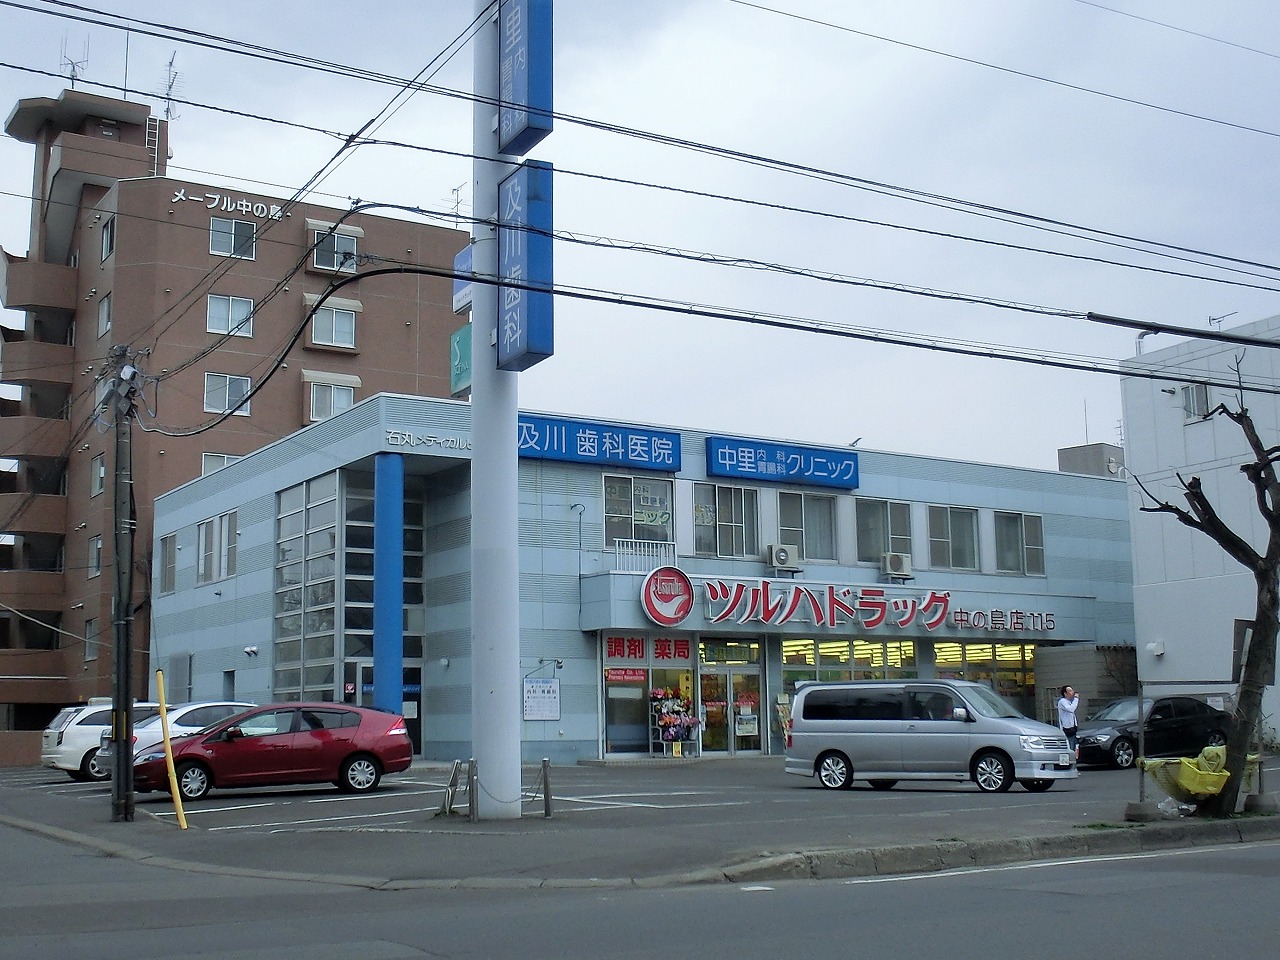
[699,670,762,754]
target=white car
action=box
[97,700,255,764]
[42,699,161,781]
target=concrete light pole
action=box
[469,0,522,818]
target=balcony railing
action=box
[612,539,676,572]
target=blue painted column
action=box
[373,452,405,714]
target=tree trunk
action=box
[1198,568,1278,817]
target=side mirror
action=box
[224,726,244,741]
[952,707,969,722]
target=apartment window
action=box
[1182,383,1210,420]
[204,373,251,415]
[856,498,912,563]
[209,217,256,259]
[928,505,978,570]
[310,383,354,421]
[995,512,1045,576]
[88,534,102,578]
[100,215,115,261]
[693,483,758,557]
[207,294,254,337]
[202,453,241,475]
[313,230,357,272]
[312,306,357,347]
[84,617,98,662]
[604,475,674,546]
[97,293,111,337]
[197,510,237,584]
[158,534,176,594]
[778,492,836,560]
[90,453,105,497]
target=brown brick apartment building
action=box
[0,89,467,759]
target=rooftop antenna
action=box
[450,181,467,221]
[60,36,89,88]
[1209,311,1237,330]
[161,52,182,122]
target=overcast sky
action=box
[3,0,1279,470]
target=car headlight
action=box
[1081,734,1111,745]
[136,751,166,764]
[1020,735,1051,750]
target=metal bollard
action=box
[541,757,552,818]
[467,757,478,822]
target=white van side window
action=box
[909,691,956,721]
[801,689,904,721]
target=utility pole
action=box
[108,346,139,821]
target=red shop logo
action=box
[640,566,694,627]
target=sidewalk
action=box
[2,759,1278,889]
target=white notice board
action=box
[523,677,561,721]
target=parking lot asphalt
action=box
[2,756,1279,889]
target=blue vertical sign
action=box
[497,160,553,371]
[452,244,473,314]
[498,0,554,157]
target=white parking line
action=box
[306,788,440,804]
[205,805,437,831]
[148,801,278,818]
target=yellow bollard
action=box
[154,670,187,830]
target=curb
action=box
[4,810,1278,890]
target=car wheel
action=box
[973,751,1013,792]
[176,761,212,801]
[1020,779,1054,792]
[1207,730,1227,748]
[1111,738,1136,769]
[815,751,853,790]
[81,749,110,782]
[867,779,898,791]
[339,755,382,794]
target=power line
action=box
[725,0,1280,140]
[1063,0,1280,61]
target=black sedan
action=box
[1076,696,1232,769]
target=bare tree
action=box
[1131,393,1277,816]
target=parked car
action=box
[96,701,255,767]
[784,679,1077,793]
[1076,696,1232,769]
[41,699,161,782]
[133,702,413,800]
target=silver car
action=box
[784,679,1077,793]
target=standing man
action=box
[1057,685,1081,759]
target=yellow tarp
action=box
[1141,747,1260,803]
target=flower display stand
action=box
[650,688,700,758]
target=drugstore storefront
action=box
[594,567,1054,758]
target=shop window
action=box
[779,492,836,560]
[995,512,1045,576]
[855,497,912,563]
[928,505,978,570]
[603,474,673,546]
[210,217,255,259]
[693,482,758,557]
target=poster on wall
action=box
[523,677,561,721]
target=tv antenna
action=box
[60,36,89,88]
[450,181,468,220]
[1209,311,1237,330]
[161,52,182,122]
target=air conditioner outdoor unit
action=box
[881,552,913,578]
[767,544,801,570]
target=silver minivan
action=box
[784,679,1077,793]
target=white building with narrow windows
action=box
[150,394,1134,761]
[1121,315,1280,743]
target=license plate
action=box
[1058,753,1072,766]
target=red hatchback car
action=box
[133,703,412,801]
